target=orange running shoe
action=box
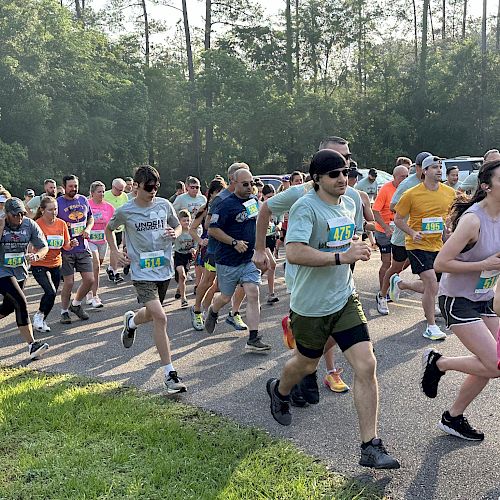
[324,368,350,393]
[281,315,296,350]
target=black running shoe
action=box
[300,371,320,404]
[266,378,292,426]
[106,267,115,282]
[123,265,130,276]
[28,341,49,360]
[60,311,71,324]
[438,411,484,441]
[421,349,444,398]
[204,306,218,334]
[290,384,309,407]
[359,438,400,469]
[69,303,89,321]
[121,311,137,348]
[245,337,271,352]
[114,272,124,284]
[164,371,187,394]
[174,289,181,299]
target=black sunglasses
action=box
[324,169,350,179]
[241,181,256,187]
[143,182,160,192]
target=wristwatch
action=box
[231,239,238,247]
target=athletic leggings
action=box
[0,276,29,326]
[31,266,61,318]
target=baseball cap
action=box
[281,175,290,182]
[415,151,431,166]
[421,155,443,170]
[309,150,347,177]
[368,168,378,177]
[348,168,363,179]
[5,197,27,215]
[25,189,35,197]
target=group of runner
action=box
[0,139,499,470]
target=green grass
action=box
[0,368,382,500]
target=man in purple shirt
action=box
[57,175,95,324]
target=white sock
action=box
[108,266,115,272]
[61,309,69,314]
[164,363,175,375]
[72,299,82,307]
[128,317,137,329]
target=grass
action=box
[0,368,383,500]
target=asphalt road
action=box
[1,256,498,500]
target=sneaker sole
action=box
[245,344,271,352]
[225,319,247,331]
[359,458,401,469]
[165,385,187,395]
[422,332,447,341]
[437,421,483,441]
[29,344,49,360]
[324,380,350,393]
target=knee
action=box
[151,310,167,325]
[353,355,377,381]
[243,286,259,302]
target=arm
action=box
[208,227,247,253]
[373,210,392,236]
[394,212,422,242]
[189,207,208,246]
[434,213,500,273]
[83,216,94,238]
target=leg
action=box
[278,350,321,396]
[177,266,187,300]
[60,273,75,310]
[202,277,219,311]
[380,259,405,296]
[91,251,100,296]
[144,299,172,365]
[32,267,57,318]
[231,284,245,313]
[378,252,391,291]
[194,270,215,311]
[74,271,94,302]
[265,248,276,295]
[242,282,260,331]
[418,269,438,324]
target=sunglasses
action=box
[143,182,160,192]
[188,185,201,189]
[324,169,350,179]
[241,181,256,187]
[344,154,352,160]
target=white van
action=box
[441,156,483,183]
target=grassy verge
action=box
[0,368,382,499]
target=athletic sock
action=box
[361,437,377,449]
[274,381,289,401]
[164,363,175,375]
[128,317,137,329]
[71,299,82,307]
[61,309,69,314]
[194,310,201,314]
[249,329,259,341]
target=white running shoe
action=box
[42,320,51,332]
[90,296,104,308]
[388,274,402,302]
[33,312,45,332]
[376,292,389,315]
[423,324,447,341]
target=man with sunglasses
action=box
[173,176,206,218]
[206,168,270,352]
[105,165,186,394]
[266,149,400,469]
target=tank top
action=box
[438,203,500,301]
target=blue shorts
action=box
[216,261,261,296]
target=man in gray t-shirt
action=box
[105,165,186,395]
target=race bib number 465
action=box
[140,251,165,270]
[326,216,355,253]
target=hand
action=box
[234,240,248,253]
[252,248,269,273]
[113,250,131,267]
[481,253,500,271]
[27,253,39,263]
[69,238,79,248]
[384,225,394,237]
[199,238,208,247]
[412,231,423,242]
[82,230,91,239]
[341,235,371,264]
[163,226,176,239]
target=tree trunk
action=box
[295,0,300,88]
[182,0,201,179]
[496,0,500,50]
[480,0,487,147]
[462,0,467,38]
[429,1,436,42]
[310,2,318,92]
[357,0,363,92]
[141,0,150,68]
[285,0,294,93]
[413,0,418,64]
[75,0,82,20]
[204,0,213,175]
[442,0,446,38]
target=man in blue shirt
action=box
[206,168,270,352]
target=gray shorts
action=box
[216,261,261,296]
[133,280,171,305]
[61,250,93,276]
[89,242,108,260]
[374,231,392,254]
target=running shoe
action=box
[181,298,188,308]
[106,267,115,282]
[42,321,51,332]
[114,272,124,284]
[190,307,204,331]
[245,337,271,352]
[90,296,103,309]
[225,311,247,331]
[121,311,137,349]
[123,264,130,276]
[359,438,400,469]
[290,384,309,407]
[174,289,181,299]
[422,324,447,341]
[266,378,292,426]
[420,348,444,398]
[69,303,90,320]
[386,293,393,303]
[324,369,350,393]
[205,306,218,334]
[60,311,72,324]
[281,315,296,350]
[388,274,402,302]
[164,371,187,394]
[300,371,319,404]
[376,292,389,315]
[267,293,279,304]
[438,411,484,441]
[33,312,45,332]
[28,341,49,360]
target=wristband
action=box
[334,253,341,266]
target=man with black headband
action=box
[266,150,400,470]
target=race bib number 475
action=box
[326,216,355,253]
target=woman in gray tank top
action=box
[420,159,500,441]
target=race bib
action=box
[243,199,259,219]
[4,252,24,268]
[70,221,86,237]
[421,217,444,234]
[326,216,355,252]
[47,235,64,249]
[266,222,276,237]
[140,251,165,270]
[89,230,105,244]
[475,270,500,294]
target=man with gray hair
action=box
[104,178,129,283]
[27,179,57,217]
[206,168,270,352]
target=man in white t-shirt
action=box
[173,176,207,217]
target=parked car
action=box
[440,156,483,183]
[357,169,393,187]
[258,175,285,190]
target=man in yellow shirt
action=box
[392,155,456,340]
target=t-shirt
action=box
[372,181,397,233]
[57,194,93,254]
[459,172,479,195]
[174,231,195,254]
[207,188,232,254]
[286,189,356,317]
[103,191,129,232]
[444,181,459,191]
[390,173,421,247]
[209,193,258,266]
[355,177,378,198]
[0,218,47,281]
[88,199,115,245]
[27,194,46,213]
[107,197,179,282]
[173,193,207,217]
[32,217,71,268]
[395,182,456,252]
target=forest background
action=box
[1,0,499,196]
